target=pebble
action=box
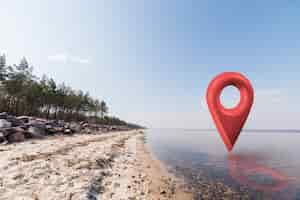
[113,182,121,188]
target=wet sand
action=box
[0,130,192,200]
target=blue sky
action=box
[1,0,300,129]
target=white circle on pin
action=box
[220,86,241,109]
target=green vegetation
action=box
[0,54,142,128]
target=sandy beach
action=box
[0,130,192,200]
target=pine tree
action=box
[0,54,7,81]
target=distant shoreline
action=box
[149,128,300,133]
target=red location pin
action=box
[206,72,254,151]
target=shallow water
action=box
[146,129,300,199]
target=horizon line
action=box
[149,128,300,133]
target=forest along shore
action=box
[0,129,193,200]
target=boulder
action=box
[27,126,46,138]
[7,116,23,126]
[64,129,72,134]
[83,128,92,134]
[53,127,64,132]
[45,124,53,130]
[0,112,8,119]
[70,122,81,133]
[0,132,6,143]
[64,123,70,129]
[57,120,65,127]
[0,119,12,128]
[46,120,61,127]
[31,117,47,123]
[45,125,64,135]
[12,126,25,132]
[82,123,89,128]
[26,121,46,130]
[17,116,31,123]
[7,131,25,143]
[1,128,14,135]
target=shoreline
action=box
[0,130,193,199]
[100,131,193,200]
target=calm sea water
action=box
[145,129,300,199]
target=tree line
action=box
[0,54,140,127]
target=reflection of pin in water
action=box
[228,154,292,193]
